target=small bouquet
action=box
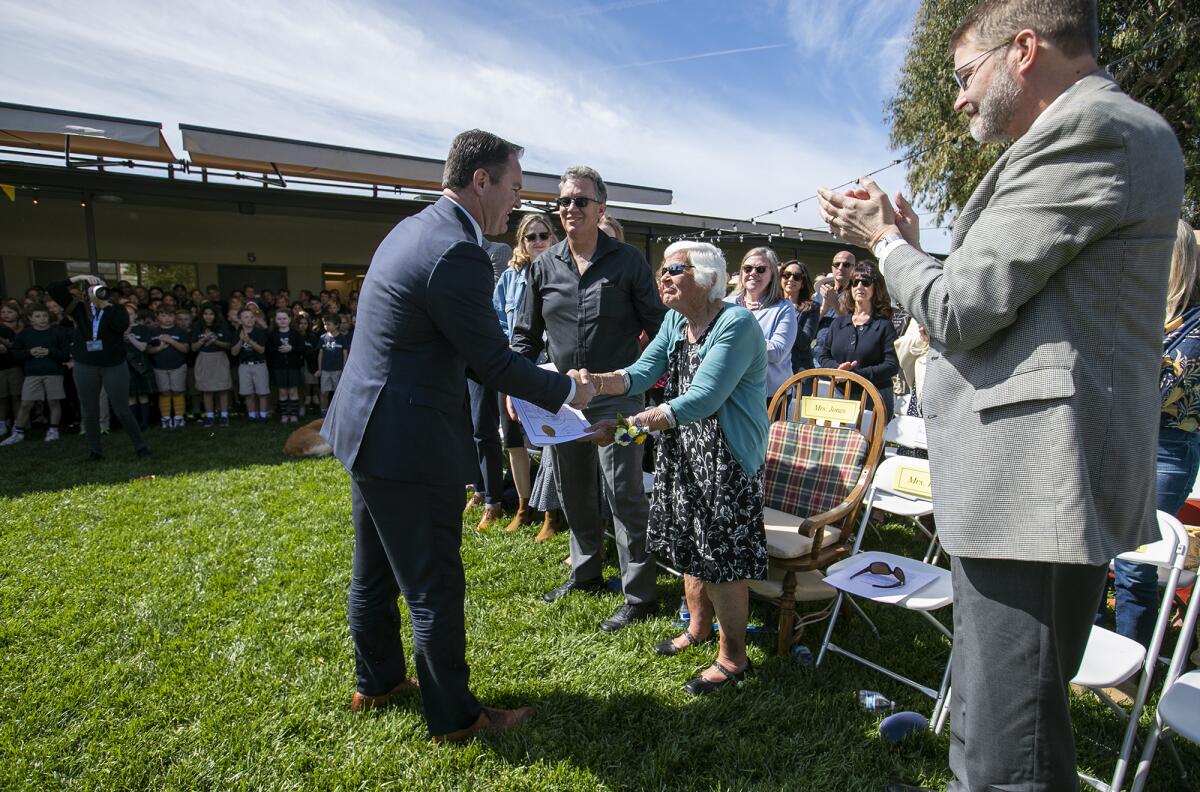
[613,414,648,447]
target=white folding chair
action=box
[1129,531,1200,792]
[1074,511,1191,792]
[815,455,953,732]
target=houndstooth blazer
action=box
[882,71,1185,565]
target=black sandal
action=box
[654,630,707,657]
[683,660,753,696]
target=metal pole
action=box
[83,192,99,275]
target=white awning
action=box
[0,102,175,162]
[179,125,672,205]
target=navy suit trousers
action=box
[348,471,480,735]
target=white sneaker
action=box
[0,430,24,446]
[173,416,185,428]
[161,418,171,430]
[44,427,60,442]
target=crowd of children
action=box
[0,281,356,444]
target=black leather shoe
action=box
[86,451,103,463]
[542,577,605,603]
[683,661,753,696]
[654,630,711,656]
[599,601,656,633]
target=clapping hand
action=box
[837,360,858,371]
[30,346,48,358]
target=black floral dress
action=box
[648,317,768,583]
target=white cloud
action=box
[0,0,949,250]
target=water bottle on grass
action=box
[858,690,897,712]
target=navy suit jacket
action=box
[322,197,571,484]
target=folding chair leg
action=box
[929,648,953,734]
[815,591,846,667]
[845,596,880,638]
[934,686,952,735]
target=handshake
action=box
[566,368,597,409]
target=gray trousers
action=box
[553,394,656,605]
[948,556,1108,791]
[73,362,146,455]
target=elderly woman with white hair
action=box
[587,241,769,695]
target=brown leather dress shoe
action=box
[431,705,536,744]
[349,678,420,712]
[477,505,502,532]
[463,492,484,514]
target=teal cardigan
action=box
[625,306,769,476]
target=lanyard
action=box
[91,307,105,339]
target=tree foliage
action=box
[887,0,1199,226]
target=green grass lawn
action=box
[1,423,1196,790]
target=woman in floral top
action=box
[1108,220,1200,647]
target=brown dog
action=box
[284,418,333,458]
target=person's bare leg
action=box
[508,448,531,499]
[203,391,214,413]
[667,575,715,650]
[700,580,750,680]
[48,399,62,427]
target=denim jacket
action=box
[493,266,526,341]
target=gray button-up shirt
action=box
[512,232,665,373]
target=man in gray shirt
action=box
[512,166,666,631]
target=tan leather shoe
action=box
[534,510,563,543]
[463,492,484,514]
[477,505,502,532]
[431,705,536,744]
[504,501,534,533]
[349,678,420,712]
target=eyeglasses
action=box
[850,278,875,288]
[832,260,854,269]
[850,561,906,589]
[556,196,596,209]
[659,262,693,278]
[523,231,551,242]
[741,264,768,275]
[780,270,805,281]
[953,39,1012,91]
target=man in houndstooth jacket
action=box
[819,0,1184,788]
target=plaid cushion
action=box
[764,421,870,517]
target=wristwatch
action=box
[872,232,904,259]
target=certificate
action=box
[510,397,592,445]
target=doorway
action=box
[323,265,367,299]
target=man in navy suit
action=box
[321,129,595,743]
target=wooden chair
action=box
[759,368,888,656]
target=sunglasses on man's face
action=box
[833,261,854,269]
[850,561,906,589]
[556,196,595,209]
[523,231,551,242]
[659,262,693,278]
[850,278,875,288]
[741,264,768,275]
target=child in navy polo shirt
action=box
[267,309,305,424]
[232,307,270,422]
[146,308,190,429]
[1,304,70,445]
[317,313,347,415]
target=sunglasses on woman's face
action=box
[523,231,551,242]
[850,561,906,588]
[780,270,804,281]
[741,264,768,275]
[659,262,693,278]
[850,278,875,288]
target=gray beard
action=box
[970,59,1021,144]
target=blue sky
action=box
[0,0,953,251]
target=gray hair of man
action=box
[951,0,1098,59]
[662,241,727,302]
[560,165,608,204]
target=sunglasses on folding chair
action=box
[849,561,906,589]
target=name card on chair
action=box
[893,464,932,500]
[800,396,861,425]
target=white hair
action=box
[663,241,727,302]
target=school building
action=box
[0,102,865,298]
